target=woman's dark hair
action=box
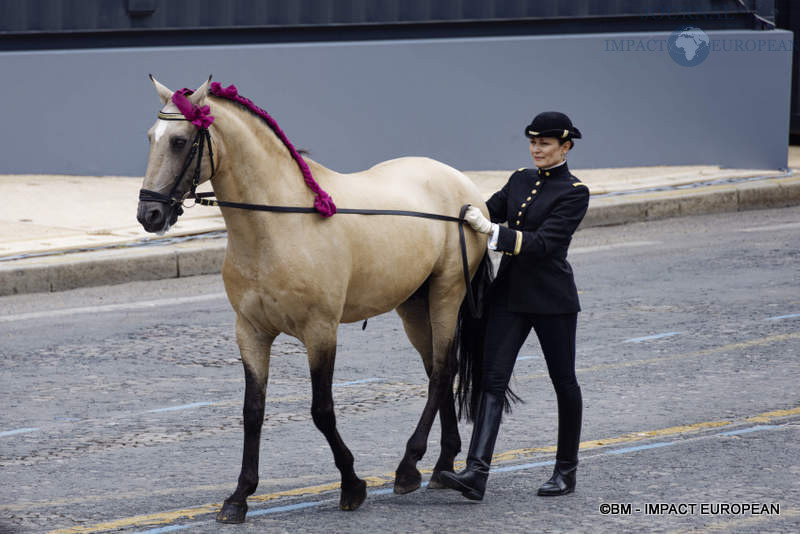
[530,136,575,150]
[559,138,575,150]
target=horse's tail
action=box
[453,253,522,422]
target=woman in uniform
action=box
[440,111,589,501]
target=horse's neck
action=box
[209,102,319,245]
[211,103,313,204]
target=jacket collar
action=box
[537,160,570,179]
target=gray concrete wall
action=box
[0,29,792,176]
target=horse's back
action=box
[357,156,484,210]
[307,156,483,213]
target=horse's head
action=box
[137,75,216,234]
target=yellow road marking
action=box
[44,402,800,534]
[0,474,331,513]
[495,420,733,463]
[516,332,800,381]
[745,406,800,423]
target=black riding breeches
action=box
[481,284,583,462]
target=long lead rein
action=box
[195,192,481,317]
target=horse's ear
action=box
[189,75,213,106]
[149,74,173,105]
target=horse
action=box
[136,76,490,523]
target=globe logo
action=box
[668,26,710,67]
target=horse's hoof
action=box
[393,468,422,494]
[216,500,247,524]
[427,470,452,489]
[340,479,367,511]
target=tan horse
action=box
[137,77,488,523]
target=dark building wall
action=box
[0,0,774,51]
[0,0,769,33]
[775,0,800,137]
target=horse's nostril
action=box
[146,209,162,225]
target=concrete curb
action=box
[582,175,800,228]
[0,239,227,296]
[1,176,798,297]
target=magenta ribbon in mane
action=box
[171,88,215,129]
[170,83,336,217]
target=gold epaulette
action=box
[572,182,587,187]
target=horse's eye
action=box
[170,137,187,150]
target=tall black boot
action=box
[439,392,504,501]
[538,383,582,496]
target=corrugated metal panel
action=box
[0,0,763,33]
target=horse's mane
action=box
[208,96,309,154]
[208,93,273,133]
[208,84,332,215]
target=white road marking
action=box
[624,331,682,343]
[0,427,40,438]
[570,240,660,254]
[146,402,216,414]
[333,377,384,387]
[719,424,779,436]
[738,222,800,233]
[0,293,228,323]
[764,313,800,321]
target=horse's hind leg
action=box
[306,334,367,511]
[218,318,275,524]
[429,385,461,488]
[396,293,461,491]
[394,277,463,494]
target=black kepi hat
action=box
[525,111,582,140]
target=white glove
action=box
[464,205,493,234]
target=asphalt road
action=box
[1,206,799,534]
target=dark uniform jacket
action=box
[486,162,589,314]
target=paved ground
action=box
[1,206,798,533]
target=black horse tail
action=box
[453,253,522,422]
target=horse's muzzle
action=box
[137,201,178,234]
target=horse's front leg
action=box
[307,337,367,511]
[217,318,275,524]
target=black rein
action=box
[194,193,482,318]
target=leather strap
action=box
[195,193,481,317]
[195,193,460,221]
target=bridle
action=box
[138,110,215,217]
[137,83,488,318]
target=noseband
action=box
[138,96,216,216]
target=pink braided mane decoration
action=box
[171,88,215,129]
[208,82,336,217]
